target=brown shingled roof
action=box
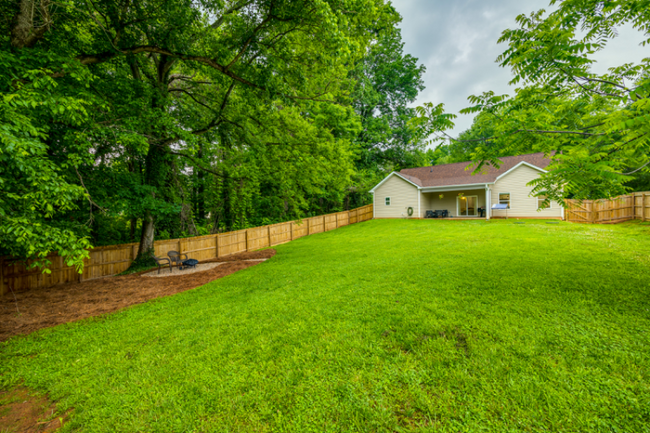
[399,152,551,188]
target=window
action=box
[385,197,391,206]
[538,195,550,210]
[499,193,511,209]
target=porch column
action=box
[485,187,491,221]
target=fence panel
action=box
[270,222,292,246]
[218,230,248,257]
[247,226,270,251]
[636,193,650,221]
[292,220,308,239]
[565,192,649,224]
[1,204,374,295]
[325,214,338,232]
[184,235,219,262]
[308,216,325,235]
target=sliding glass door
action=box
[457,196,478,216]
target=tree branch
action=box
[77,45,263,89]
[169,88,216,112]
[166,150,224,177]
[210,0,255,30]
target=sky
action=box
[393,0,649,138]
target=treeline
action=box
[1,0,431,270]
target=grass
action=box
[2,219,650,432]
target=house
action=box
[369,152,563,220]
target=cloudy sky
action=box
[393,0,648,137]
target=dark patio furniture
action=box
[478,207,485,218]
[182,259,199,269]
[434,210,449,218]
[151,254,172,274]
[425,210,435,219]
[168,250,188,270]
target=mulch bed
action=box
[0,249,276,342]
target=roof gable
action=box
[398,153,551,188]
[369,172,421,193]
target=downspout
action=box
[418,188,421,219]
[372,191,375,219]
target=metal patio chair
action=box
[151,254,172,274]
[167,250,188,270]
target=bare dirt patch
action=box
[0,249,276,342]
[0,387,69,433]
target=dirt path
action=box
[0,250,276,342]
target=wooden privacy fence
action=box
[565,192,650,224]
[0,204,373,295]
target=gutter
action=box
[419,182,495,193]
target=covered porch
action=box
[420,185,492,220]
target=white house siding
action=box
[420,192,431,218]
[491,164,563,218]
[421,189,487,217]
[374,175,419,218]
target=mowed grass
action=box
[2,219,650,432]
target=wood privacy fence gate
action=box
[565,192,650,224]
[0,205,374,295]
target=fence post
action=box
[323,215,326,231]
[307,218,310,235]
[644,194,648,222]
[245,230,249,252]
[290,222,294,241]
[216,234,220,258]
[268,225,272,247]
[336,213,339,229]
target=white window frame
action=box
[537,195,552,210]
[498,192,511,209]
[385,197,391,206]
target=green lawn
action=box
[2,219,650,432]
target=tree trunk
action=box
[135,139,170,260]
[11,0,50,48]
[129,218,137,242]
[133,55,176,261]
[139,212,156,256]
[197,142,206,221]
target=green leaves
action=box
[0,50,96,270]
[408,102,457,148]
[446,0,650,202]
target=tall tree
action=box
[352,27,426,172]
[2,0,396,267]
